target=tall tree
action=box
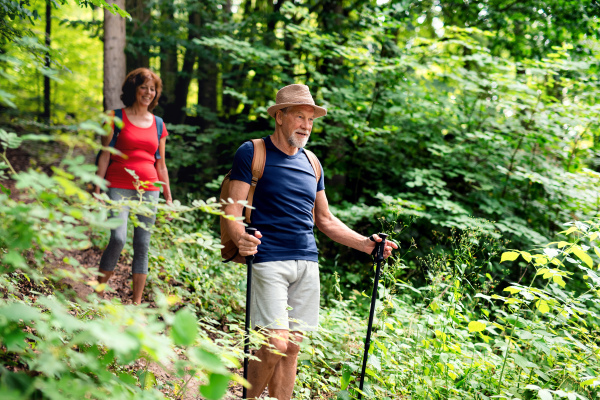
[125,0,150,71]
[43,0,51,122]
[104,0,126,110]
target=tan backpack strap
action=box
[304,149,321,183]
[245,138,266,223]
[304,149,321,222]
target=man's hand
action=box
[238,230,262,256]
[366,233,398,259]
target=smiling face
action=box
[277,105,315,149]
[135,79,156,109]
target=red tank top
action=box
[105,109,168,191]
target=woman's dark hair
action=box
[120,68,163,111]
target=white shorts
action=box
[250,260,320,332]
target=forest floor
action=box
[5,147,267,400]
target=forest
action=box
[1,0,599,398]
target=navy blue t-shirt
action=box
[229,136,325,263]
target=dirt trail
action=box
[5,147,269,400]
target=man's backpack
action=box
[95,109,164,177]
[219,138,322,263]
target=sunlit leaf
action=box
[552,275,566,288]
[501,251,519,263]
[536,300,550,314]
[468,321,486,333]
[520,251,532,262]
[572,246,593,268]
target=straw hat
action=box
[267,84,327,118]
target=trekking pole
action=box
[358,233,388,399]
[243,227,257,400]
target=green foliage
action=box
[293,222,600,399]
[0,121,246,399]
[2,1,600,398]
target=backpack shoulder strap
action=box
[108,109,123,147]
[304,149,321,222]
[244,138,266,223]
[304,148,321,183]
[154,115,164,160]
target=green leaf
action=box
[513,354,535,369]
[536,300,550,314]
[538,389,553,400]
[2,251,27,268]
[0,129,23,149]
[468,321,486,333]
[199,373,229,400]
[337,390,351,400]
[341,364,352,390]
[191,348,228,374]
[503,286,521,294]
[2,327,27,352]
[0,182,10,195]
[171,309,198,347]
[501,251,519,263]
[562,226,578,236]
[137,370,156,390]
[0,303,42,322]
[520,251,532,263]
[572,246,593,268]
[118,372,137,386]
[552,275,566,288]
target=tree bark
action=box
[43,0,51,122]
[104,0,126,111]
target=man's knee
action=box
[269,331,289,355]
[286,332,303,356]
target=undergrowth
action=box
[1,121,599,400]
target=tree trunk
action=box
[104,0,126,111]
[125,0,150,71]
[171,11,201,124]
[43,0,51,122]
[158,4,178,118]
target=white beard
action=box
[288,132,309,148]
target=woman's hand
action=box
[93,186,105,204]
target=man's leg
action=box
[267,331,303,400]
[247,329,289,399]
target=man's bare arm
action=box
[222,179,262,256]
[314,190,397,258]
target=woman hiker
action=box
[94,68,173,304]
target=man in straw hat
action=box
[223,84,397,399]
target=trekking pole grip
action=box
[374,233,388,262]
[245,227,257,263]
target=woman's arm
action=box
[155,136,172,204]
